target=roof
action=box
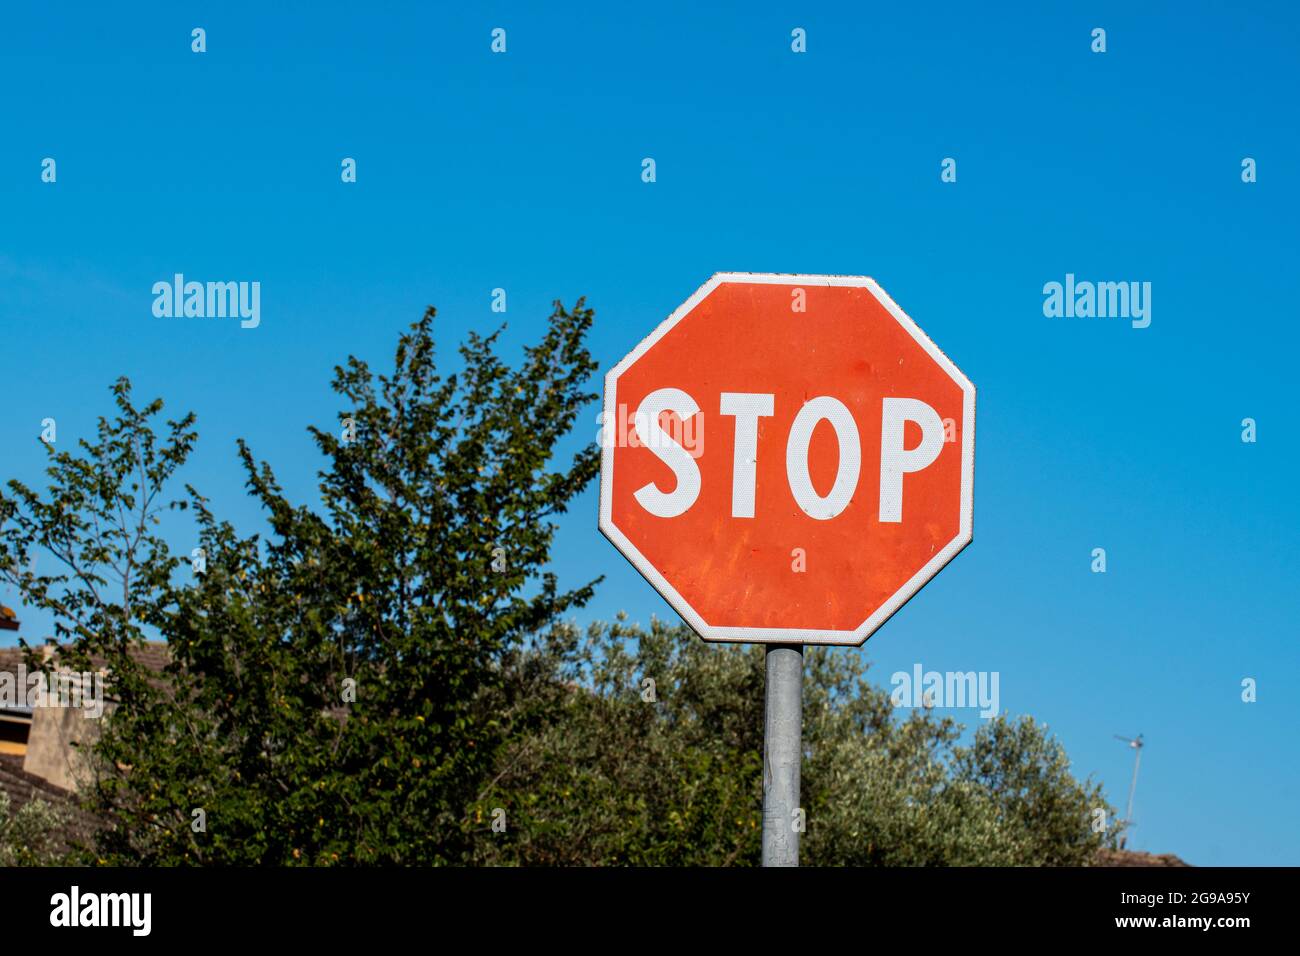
[1095,848,1191,867]
[0,641,172,677]
[0,646,22,673]
[0,752,97,858]
[0,752,70,807]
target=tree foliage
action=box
[0,793,69,866]
[2,303,600,864]
[472,617,1119,866]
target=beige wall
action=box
[23,702,102,791]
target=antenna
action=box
[1113,733,1144,847]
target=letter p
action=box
[879,398,944,523]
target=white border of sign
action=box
[599,273,976,646]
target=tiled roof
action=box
[0,646,26,674]
[1095,848,1191,867]
[0,641,172,676]
[0,753,97,856]
[0,752,69,805]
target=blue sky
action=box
[2,2,1297,865]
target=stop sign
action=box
[599,273,974,646]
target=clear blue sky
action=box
[2,2,1297,865]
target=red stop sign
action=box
[599,274,975,646]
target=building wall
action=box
[23,702,101,792]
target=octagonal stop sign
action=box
[599,273,975,646]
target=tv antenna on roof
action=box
[1114,733,1144,847]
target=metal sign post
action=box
[762,644,803,867]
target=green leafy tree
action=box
[802,645,1120,865]
[0,377,195,703]
[474,618,1121,866]
[1,302,600,865]
[469,616,764,865]
[0,793,71,866]
[0,379,198,862]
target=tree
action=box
[0,377,199,862]
[472,618,1122,866]
[0,793,70,866]
[469,616,764,865]
[1,302,601,865]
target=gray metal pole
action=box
[762,644,803,867]
[1126,744,1142,828]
